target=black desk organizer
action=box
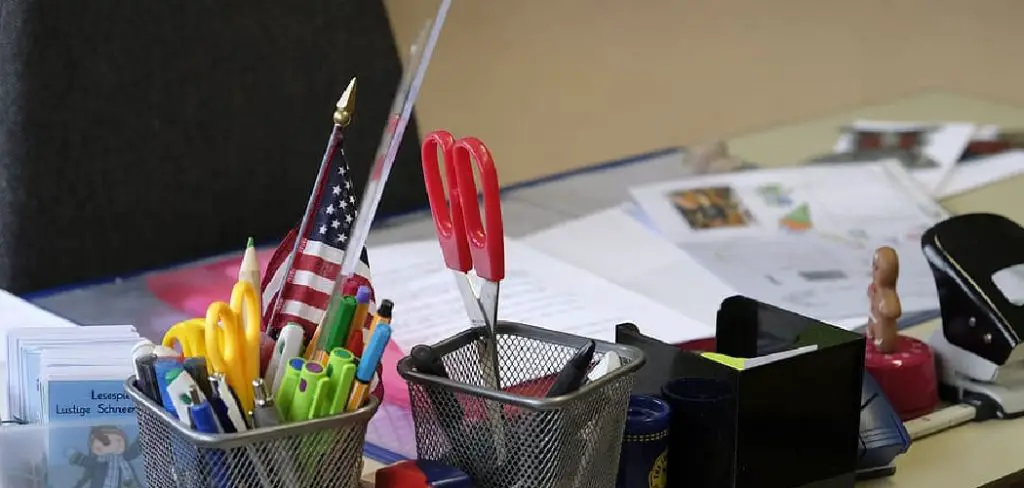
[618,296,866,488]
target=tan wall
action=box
[386,0,1024,184]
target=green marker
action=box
[290,361,329,422]
[321,296,358,353]
[325,348,358,416]
[275,357,305,420]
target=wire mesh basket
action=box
[399,321,645,488]
[124,377,379,488]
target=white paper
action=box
[0,290,77,353]
[834,120,974,193]
[679,233,938,321]
[525,206,730,331]
[625,162,946,321]
[745,345,818,368]
[368,239,713,352]
[937,149,1024,198]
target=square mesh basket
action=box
[124,377,379,488]
[399,321,645,488]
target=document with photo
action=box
[627,161,948,321]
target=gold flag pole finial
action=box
[333,78,357,127]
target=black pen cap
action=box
[377,299,394,318]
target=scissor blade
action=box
[452,272,488,328]
[477,280,500,332]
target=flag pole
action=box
[266,78,357,333]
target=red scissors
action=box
[421,129,505,330]
[421,129,505,378]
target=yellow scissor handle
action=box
[205,301,254,412]
[162,319,207,359]
[229,280,262,389]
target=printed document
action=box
[627,161,948,321]
[366,239,713,352]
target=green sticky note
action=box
[701,352,747,370]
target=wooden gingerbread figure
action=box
[867,246,901,353]
[863,245,939,420]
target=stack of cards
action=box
[4,325,146,488]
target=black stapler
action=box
[922,213,1024,418]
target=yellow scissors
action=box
[162,281,262,412]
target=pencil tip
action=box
[334,78,357,127]
[246,237,254,248]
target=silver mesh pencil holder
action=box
[124,377,379,488]
[399,321,645,488]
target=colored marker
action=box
[290,361,329,422]
[346,323,391,412]
[351,285,372,333]
[266,324,304,393]
[325,348,358,416]
[275,357,305,420]
[316,296,357,363]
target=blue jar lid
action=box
[625,394,671,436]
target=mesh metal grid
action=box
[125,378,378,488]
[400,322,644,488]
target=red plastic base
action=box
[865,335,939,421]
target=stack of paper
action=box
[517,118,1024,333]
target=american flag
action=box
[261,127,373,338]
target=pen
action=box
[315,295,357,364]
[367,299,393,339]
[266,323,304,393]
[275,357,305,420]
[188,387,220,433]
[347,286,373,351]
[188,387,230,488]
[346,323,391,412]
[325,348,357,416]
[183,357,213,400]
[251,378,281,428]
[209,373,248,433]
[546,340,596,397]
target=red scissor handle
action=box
[421,130,472,273]
[452,137,506,282]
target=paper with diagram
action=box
[628,161,949,321]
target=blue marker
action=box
[345,323,391,411]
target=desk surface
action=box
[356,91,1024,487]
[731,91,1024,488]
